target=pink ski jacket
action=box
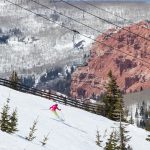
[50,104,61,111]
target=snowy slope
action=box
[0,85,150,150]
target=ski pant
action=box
[51,110,59,118]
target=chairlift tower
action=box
[72,29,80,49]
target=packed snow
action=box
[0,85,150,150]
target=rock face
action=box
[70,21,150,98]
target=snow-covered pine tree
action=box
[9,71,19,90]
[104,131,118,150]
[26,118,38,141]
[140,106,144,116]
[8,108,18,133]
[95,130,102,147]
[0,99,10,133]
[129,108,134,124]
[103,70,124,121]
[135,107,138,118]
[41,133,50,146]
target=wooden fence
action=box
[0,78,104,115]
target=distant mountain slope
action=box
[0,85,150,150]
[0,1,150,78]
[70,21,150,98]
[124,88,150,106]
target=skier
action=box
[49,104,61,118]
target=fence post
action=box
[84,103,89,111]
[75,100,78,107]
[64,97,67,105]
[95,104,104,115]
[92,107,96,114]
[49,91,51,100]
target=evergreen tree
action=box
[71,65,74,74]
[104,131,118,150]
[144,109,149,120]
[103,129,108,138]
[124,108,129,120]
[148,107,150,117]
[103,70,124,121]
[135,108,138,118]
[95,130,103,147]
[140,106,144,116]
[146,135,150,142]
[8,108,18,133]
[129,108,134,124]
[145,121,150,131]
[118,116,131,150]
[41,133,50,146]
[112,92,124,121]
[10,71,19,89]
[127,145,133,150]
[26,118,38,141]
[0,99,10,133]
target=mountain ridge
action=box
[70,21,150,98]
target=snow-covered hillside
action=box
[0,85,150,150]
[0,0,150,77]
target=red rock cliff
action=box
[70,21,150,98]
